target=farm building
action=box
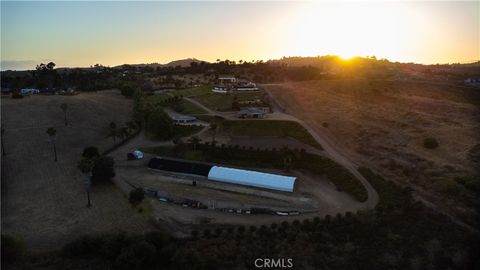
[148,157,212,176]
[148,157,297,192]
[237,107,269,118]
[164,108,197,123]
[208,166,296,192]
[172,114,197,123]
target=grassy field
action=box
[193,91,264,111]
[1,91,153,251]
[173,85,212,97]
[221,120,323,150]
[142,144,366,201]
[171,99,207,115]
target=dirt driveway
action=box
[1,91,154,251]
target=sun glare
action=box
[277,2,409,61]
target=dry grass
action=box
[1,91,154,251]
[265,79,480,205]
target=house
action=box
[465,78,480,88]
[172,115,197,123]
[237,107,269,118]
[212,75,259,93]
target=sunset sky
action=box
[1,1,479,70]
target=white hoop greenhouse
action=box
[207,166,296,192]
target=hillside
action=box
[265,79,480,224]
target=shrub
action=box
[147,107,174,140]
[129,188,145,206]
[12,92,24,99]
[423,137,439,149]
[270,223,278,230]
[121,86,135,98]
[1,234,26,265]
[82,146,100,159]
[322,122,328,128]
[91,156,115,183]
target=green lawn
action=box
[170,99,207,115]
[193,91,263,111]
[221,120,323,150]
[173,86,212,97]
[146,124,204,141]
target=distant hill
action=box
[164,58,206,67]
[112,58,208,70]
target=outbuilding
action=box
[207,166,296,192]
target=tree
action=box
[114,241,156,270]
[77,158,94,174]
[121,86,135,98]
[78,156,95,207]
[107,122,118,143]
[129,188,145,206]
[82,146,100,159]
[147,108,174,140]
[188,136,201,152]
[46,127,58,162]
[209,123,217,146]
[91,156,115,183]
[60,103,68,126]
[1,234,27,266]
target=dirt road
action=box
[186,93,379,209]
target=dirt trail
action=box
[187,92,379,209]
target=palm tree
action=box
[60,103,68,126]
[209,123,217,146]
[46,127,58,162]
[107,122,118,143]
[77,158,94,207]
[188,136,201,152]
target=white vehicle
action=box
[275,211,289,216]
[20,88,40,95]
[133,150,144,159]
